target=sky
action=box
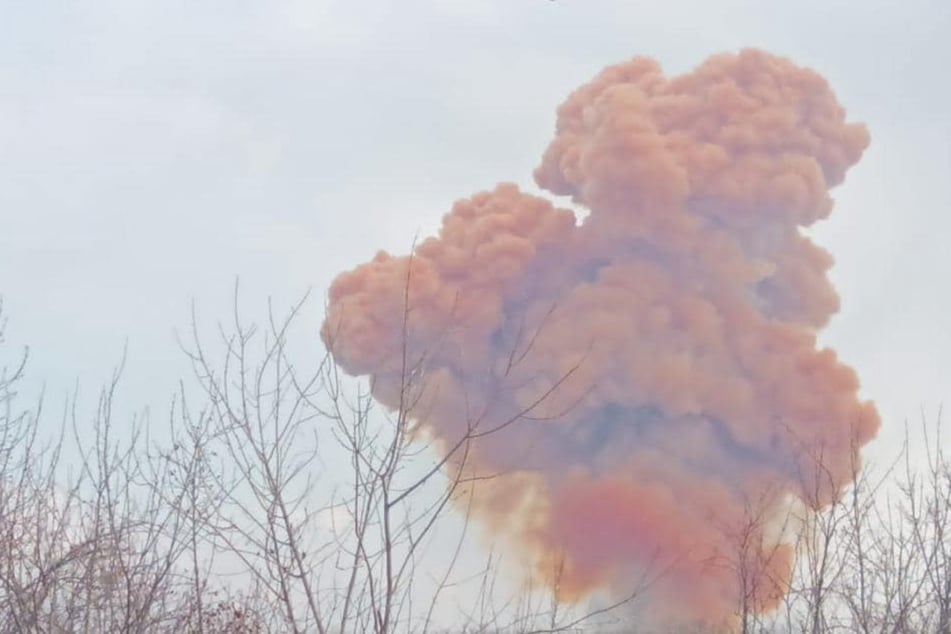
[1,0,950,465]
[2,1,951,628]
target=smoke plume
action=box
[321,49,879,627]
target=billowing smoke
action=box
[321,49,879,626]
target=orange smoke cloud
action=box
[322,49,878,627]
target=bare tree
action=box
[170,273,654,633]
[0,300,256,633]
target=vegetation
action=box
[1,293,950,633]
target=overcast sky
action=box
[1,0,950,458]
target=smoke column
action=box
[322,49,879,627]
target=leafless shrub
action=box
[15,286,951,633]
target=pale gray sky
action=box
[1,0,950,457]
